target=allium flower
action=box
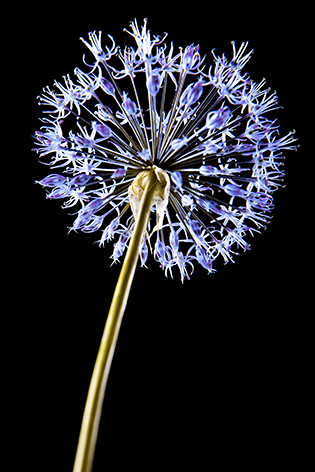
[34,19,298,282]
[33,19,298,472]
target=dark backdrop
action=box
[2,2,310,471]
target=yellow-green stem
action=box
[72,169,158,472]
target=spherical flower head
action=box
[33,18,298,282]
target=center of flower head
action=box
[128,166,170,236]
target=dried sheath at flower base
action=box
[34,19,298,282]
[128,166,170,237]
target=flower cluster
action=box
[33,19,298,282]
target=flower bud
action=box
[36,174,65,187]
[111,168,126,179]
[84,198,106,213]
[140,240,149,266]
[94,123,112,139]
[170,231,179,253]
[183,45,199,70]
[180,84,193,106]
[70,174,91,187]
[199,165,217,176]
[187,79,203,106]
[206,106,231,130]
[74,136,94,147]
[190,220,201,236]
[207,201,223,214]
[100,77,115,95]
[146,70,162,96]
[46,186,69,199]
[171,171,183,189]
[196,247,213,272]
[122,94,137,116]
[73,212,92,230]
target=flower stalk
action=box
[72,168,158,472]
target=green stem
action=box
[72,169,158,472]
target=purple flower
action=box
[34,19,298,282]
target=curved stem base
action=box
[72,169,158,472]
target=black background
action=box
[2,1,311,471]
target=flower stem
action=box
[72,169,158,472]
